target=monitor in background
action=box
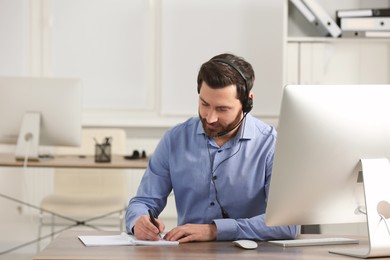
[265,84,390,258]
[0,77,82,161]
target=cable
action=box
[23,133,33,168]
[206,116,247,218]
[379,214,390,237]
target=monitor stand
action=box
[15,112,41,161]
[330,158,390,258]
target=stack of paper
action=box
[78,232,179,246]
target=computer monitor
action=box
[265,84,390,258]
[0,77,82,161]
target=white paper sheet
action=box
[78,232,179,246]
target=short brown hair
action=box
[197,53,255,110]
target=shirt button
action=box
[217,150,222,153]
[210,202,215,206]
[212,176,217,180]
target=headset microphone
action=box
[216,111,249,137]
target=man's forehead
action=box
[199,86,240,108]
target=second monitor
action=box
[0,77,82,161]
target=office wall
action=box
[0,0,284,130]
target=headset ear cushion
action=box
[245,97,253,112]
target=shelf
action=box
[288,37,390,43]
[83,114,190,129]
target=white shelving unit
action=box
[286,0,390,87]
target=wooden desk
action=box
[33,230,382,260]
[0,153,148,169]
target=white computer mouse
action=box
[232,239,258,250]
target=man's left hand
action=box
[164,223,217,243]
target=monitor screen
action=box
[0,77,82,160]
[265,84,390,227]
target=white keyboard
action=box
[268,237,359,247]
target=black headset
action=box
[212,59,253,113]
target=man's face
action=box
[198,82,243,138]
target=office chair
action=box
[37,128,129,246]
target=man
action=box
[126,53,298,242]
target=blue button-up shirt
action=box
[126,114,298,240]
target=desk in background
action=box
[33,230,379,260]
[0,153,149,169]
[0,152,149,255]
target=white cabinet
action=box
[287,40,390,85]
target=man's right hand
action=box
[133,214,165,241]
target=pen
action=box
[148,209,163,240]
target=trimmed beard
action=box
[199,110,243,138]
